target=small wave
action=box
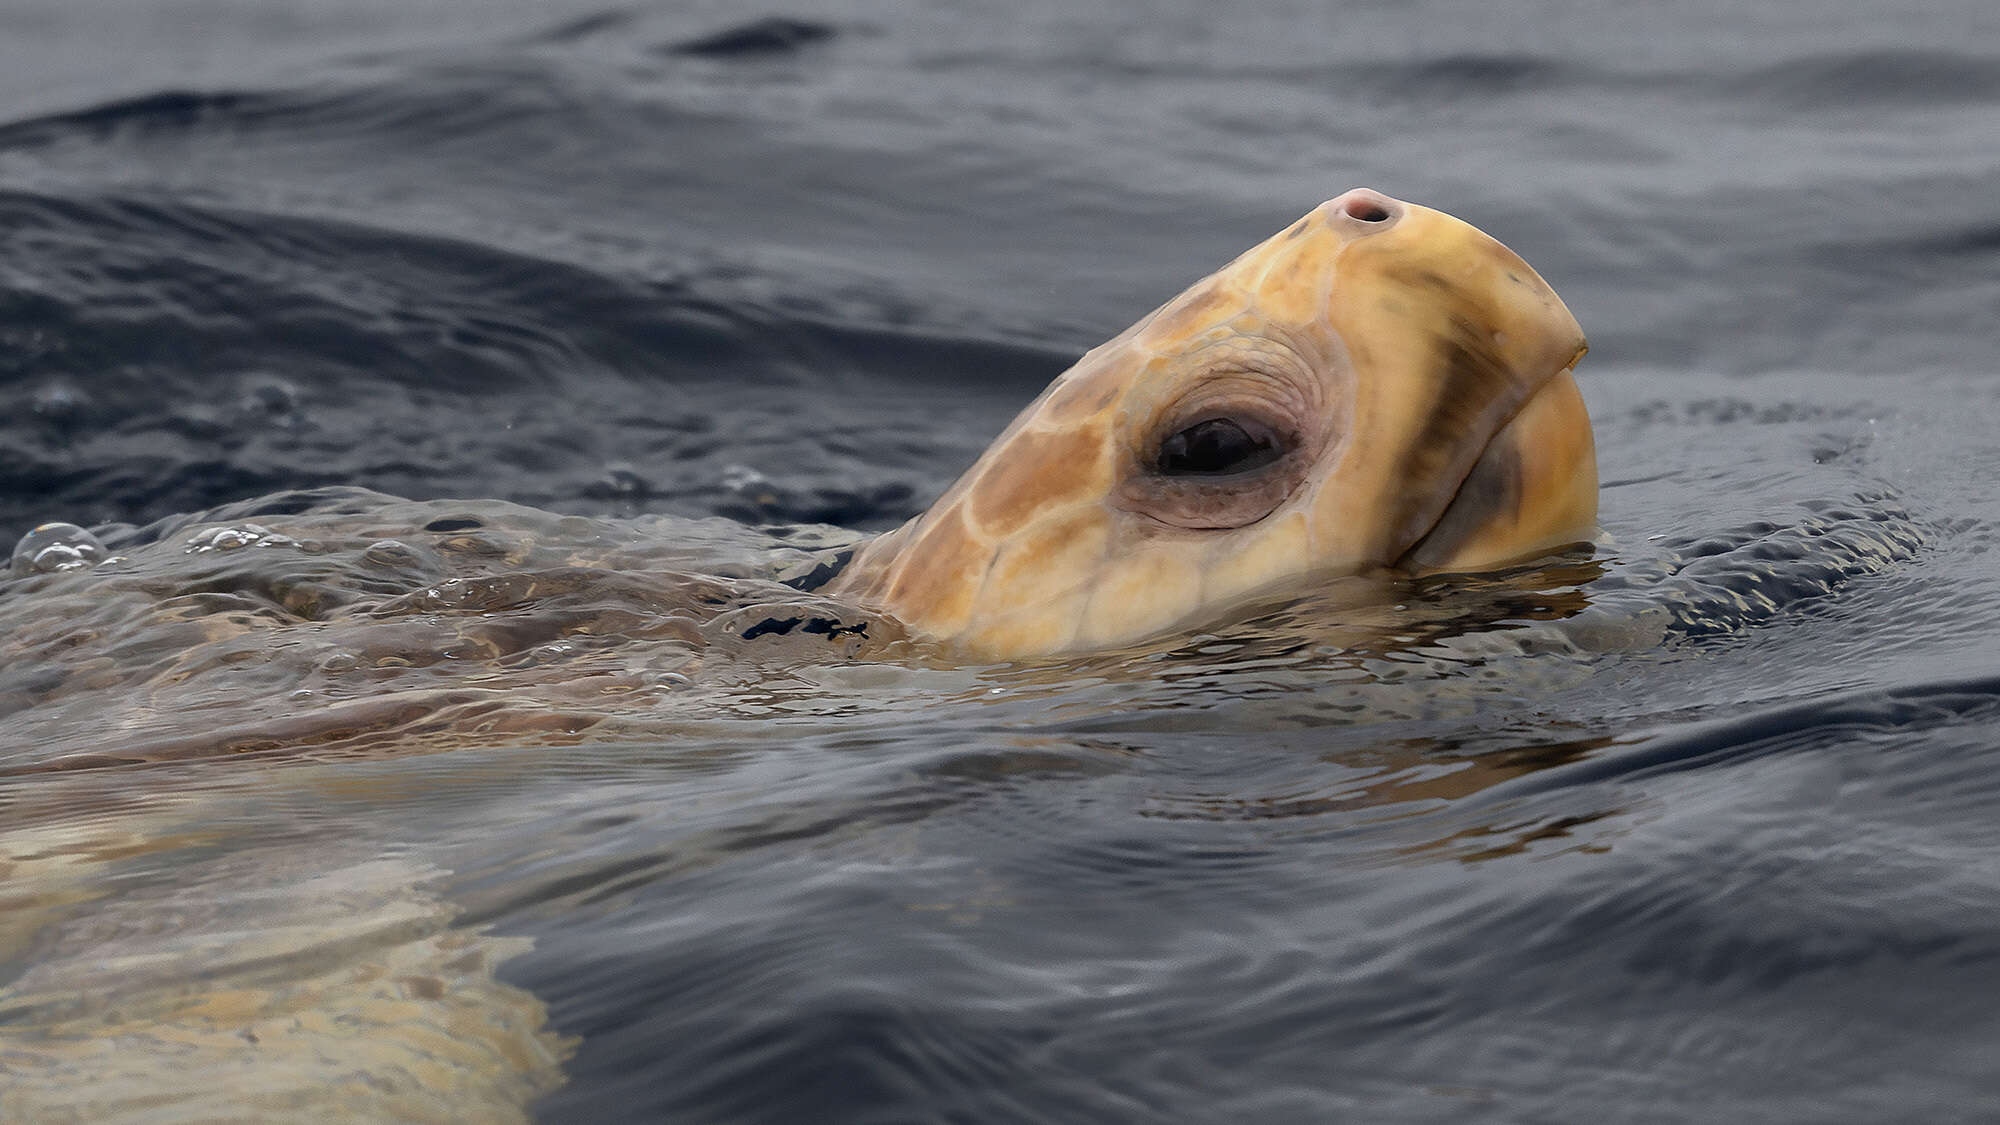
[1488,670,2000,798]
[1347,52,1586,101]
[0,89,268,150]
[518,10,637,46]
[1730,48,2000,108]
[0,57,610,158]
[659,17,840,59]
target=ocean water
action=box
[3,1,1999,1121]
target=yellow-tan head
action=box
[830,189,1595,658]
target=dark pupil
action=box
[1156,418,1281,476]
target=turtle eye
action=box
[1156,417,1286,476]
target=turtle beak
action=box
[1301,192,1596,573]
[1397,358,1596,571]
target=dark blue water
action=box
[3,2,1999,1121]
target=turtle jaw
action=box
[1396,362,1598,573]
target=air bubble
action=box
[420,579,470,609]
[34,544,86,569]
[185,524,301,553]
[10,522,108,575]
[362,539,423,568]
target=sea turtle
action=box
[0,189,1593,1120]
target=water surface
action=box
[3,2,1999,1121]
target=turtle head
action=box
[831,189,1594,658]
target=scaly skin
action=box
[831,189,1595,658]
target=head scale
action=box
[831,189,1594,658]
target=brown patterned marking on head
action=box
[1040,366,1127,423]
[1343,252,1537,540]
[966,425,1111,538]
[978,505,1108,609]
[881,505,990,634]
[1375,330,1521,551]
[1135,277,1238,348]
[1239,244,1335,328]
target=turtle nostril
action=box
[1343,197,1391,223]
[1329,188,1402,227]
